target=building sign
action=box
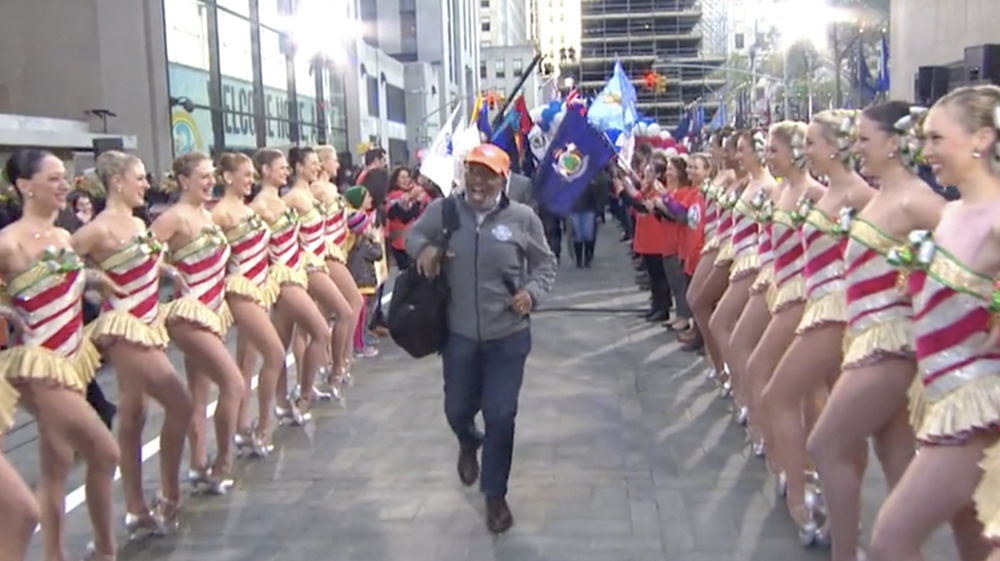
[168,63,319,154]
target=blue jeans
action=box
[442,328,532,498]
[569,210,597,242]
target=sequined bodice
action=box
[772,210,806,288]
[169,226,230,313]
[845,219,910,335]
[224,214,270,290]
[802,209,847,300]
[907,245,1000,401]
[265,209,301,269]
[298,204,326,260]
[5,247,86,354]
[701,183,720,240]
[98,231,163,325]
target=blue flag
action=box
[587,61,638,133]
[532,109,615,217]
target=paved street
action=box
[7,229,956,561]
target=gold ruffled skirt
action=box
[729,254,760,282]
[701,235,721,256]
[86,309,169,350]
[841,318,914,371]
[974,441,1000,544]
[713,239,734,267]
[0,340,101,393]
[796,290,847,334]
[326,241,347,264]
[749,264,774,296]
[768,275,806,315]
[908,375,1000,444]
[268,263,309,290]
[225,274,278,310]
[0,376,17,433]
[162,296,231,339]
[301,252,329,274]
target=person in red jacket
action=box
[651,157,695,332]
[384,167,431,270]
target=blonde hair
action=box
[252,148,285,177]
[811,109,858,166]
[162,152,210,193]
[769,120,808,169]
[94,150,142,196]
[935,84,1000,173]
[314,144,337,162]
[216,152,252,181]
[690,152,717,179]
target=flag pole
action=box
[491,52,544,131]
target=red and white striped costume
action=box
[298,203,328,272]
[712,191,738,265]
[89,231,169,349]
[797,208,849,333]
[324,194,349,263]
[0,247,100,392]
[224,213,275,310]
[163,226,232,338]
[841,219,912,370]
[699,182,721,254]
[728,197,760,281]
[768,209,807,314]
[749,220,774,296]
[266,208,308,289]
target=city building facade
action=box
[890,0,1000,102]
[535,0,582,75]
[480,45,541,108]
[479,0,530,47]
[578,0,726,127]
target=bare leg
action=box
[168,324,243,476]
[275,284,332,409]
[689,259,730,375]
[233,332,255,431]
[728,292,770,434]
[762,323,844,521]
[306,271,351,385]
[870,435,995,561]
[20,383,119,560]
[229,297,284,444]
[807,358,917,561]
[709,276,753,396]
[0,448,40,561]
[105,342,192,515]
[327,261,363,374]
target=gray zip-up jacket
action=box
[405,193,557,342]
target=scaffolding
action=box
[697,0,728,59]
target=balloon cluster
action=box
[634,120,687,156]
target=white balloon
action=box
[664,148,678,157]
[551,111,565,131]
[647,123,661,136]
[659,131,670,141]
[529,106,546,123]
[637,122,648,135]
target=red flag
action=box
[514,95,532,134]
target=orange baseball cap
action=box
[465,143,511,176]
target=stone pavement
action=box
[11,228,957,561]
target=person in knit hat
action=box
[343,185,370,211]
[345,209,383,358]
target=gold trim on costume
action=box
[162,296,232,339]
[796,289,847,333]
[909,373,1000,443]
[0,377,18,432]
[849,219,898,255]
[225,274,278,310]
[729,254,760,282]
[974,441,1000,544]
[87,309,169,350]
[0,340,101,393]
[841,317,913,370]
[769,275,806,314]
[268,263,309,290]
[714,240,735,266]
[749,265,774,296]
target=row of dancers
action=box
[0,144,377,561]
[664,83,1000,561]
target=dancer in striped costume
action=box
[73,151,192,538]
[710,130,775,414]
[212,152,283,458]
[746,121,829,545]
[250,149,331,426]
[152,153,242,496]
[284,147,354,403]
[312,145,364,385]
[765,110,877,550]
[805,103,944,561]
[0,149,119,560]
[687,129,741,384]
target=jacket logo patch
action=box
[492,224,513,242]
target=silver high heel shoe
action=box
[718,379,733,398]
[804,471,826,515]
[735,405,749,426]
[123,511,158,541]
[152,494,181,536]
[751,439,766,458]
[187,467,210,492]
[313,366,335,401]
[82,542,115,561]
[775,471,788,499]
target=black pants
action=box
[663,256,691,318]
[392,247,411,270]
[641,254,672,313]
[541,213,563,260]
[82,300,115,426]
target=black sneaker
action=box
[457,444,480,486]
[486,496,514,534]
